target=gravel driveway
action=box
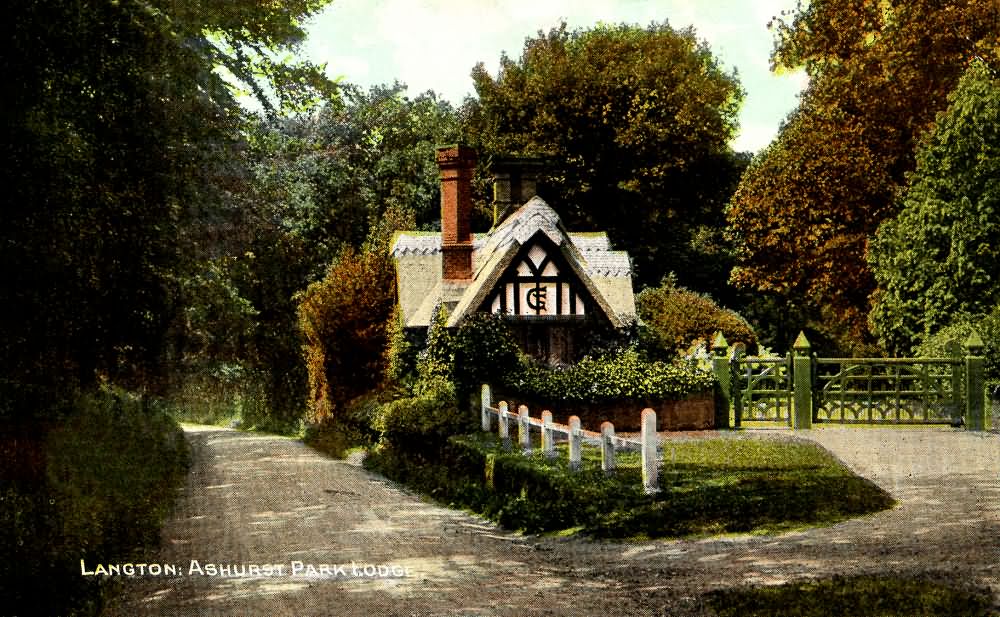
[108,425,1000,616]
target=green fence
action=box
[710,331,987,430]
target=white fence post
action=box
[641,408,659,494]
[568,415,582,471]
[498,401,511,450]
[541,410,555,458]
[600,421,616,475]
[481,384,492,432]
[518,405,531,453]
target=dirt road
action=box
[108,426,1000,616]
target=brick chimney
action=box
[491,157,544,225]
[436,144,477,281]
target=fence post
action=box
[481,384,492,432]
[712,332,732,430]
[541,410,555,458]
[568,416,582,471]
[641,408,659,494]
[965,332,986,431]
[792,331,813,429]
[498,401,511,450]
[518,405,531,453]
[600,422,616,475]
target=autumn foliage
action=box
[728,0,1000,351]
[297,209,413,424]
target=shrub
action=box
[916,305,1000,387]
[505,346,715,403]
[373,377,470,446]
[302,392,385,458]
[451,312,522,399]
[1,386,188,616]
[637,276,756,358]
[415,304,454,384]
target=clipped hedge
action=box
[505,347,715,404]
[364,432,895,539]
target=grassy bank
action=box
[0,387,190,616]
[364,432,894,539]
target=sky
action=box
[299,0,809,153]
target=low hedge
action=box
[365,433,894,539]
[504,347,715,404]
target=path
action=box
[108,426,1000,616]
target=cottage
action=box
[391,145,636,364]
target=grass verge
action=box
[707,574,994,616]
[364,433,894,539]
[1,386,190,616]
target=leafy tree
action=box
[197,84,461,426]
[728,0,1000,351]
[464,22,746,292]
[868,62,1000,353]
[297,208,414,425]
[1,0,334,393]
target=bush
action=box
[374,377,470,446]
[637,276,757,358]
[505,347,715,404]
[298,207,413,425]
[916,305,1000,387]
[302,392,385,458]
[451,312,522,398]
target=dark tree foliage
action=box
[463,22,746,293]
[1,0,333,394]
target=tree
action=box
[189,85,460,426]
[0,0,334,392]
[868,62,1000,354]
[728,0,1000,351]
[298,208,414,425]
[463,22,746,292]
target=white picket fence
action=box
[480,384,660,494]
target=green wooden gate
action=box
[732,353,792,427]
[812,358,963,425]
[715,331,986,430]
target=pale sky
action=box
[300,0,809,153]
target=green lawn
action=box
[365,432,895,539]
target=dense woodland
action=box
[2,2,1000,610]
[1,0,998,423]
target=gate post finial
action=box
[793,331,811,352]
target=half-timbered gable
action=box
[390,145,636,364]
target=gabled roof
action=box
[391,196,636,329]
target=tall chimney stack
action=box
[491,157,544,225]
[436,144,477,281]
